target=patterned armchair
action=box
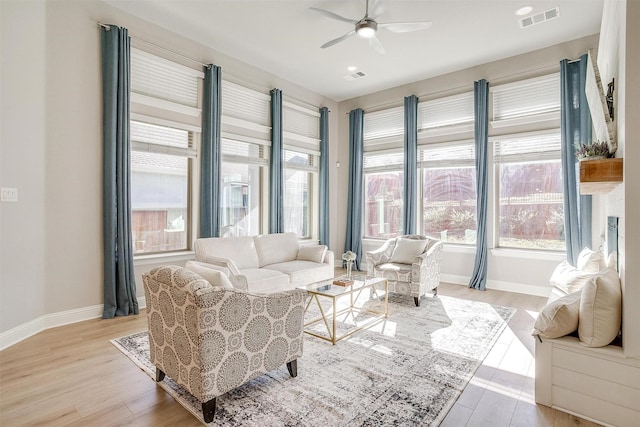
[142,265,306,422]
[365,235,443,307]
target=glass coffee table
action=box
[296,275,388,345]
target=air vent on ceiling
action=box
[344,71,367,81]
[519,7,560,28]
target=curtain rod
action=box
[345,54,586,114]
[98,22,209,69]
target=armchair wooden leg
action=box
[286,359,298,377]
[202,398,216,423]
[414,296,420,307]
[433,286,438,296]
[156,368,165,382]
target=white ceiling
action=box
[104,0,604,102]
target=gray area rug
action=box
[112,293,514,426]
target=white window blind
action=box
[491,73,560,123]
[130,120,196,157]
[221,81,270,126]
[131,48,202,111]
[283,101,320,155]
[418,92,474,135]
[420,142,475,168]
[364,149,404,172]
[284,149,317,173]
[364,106,404,142]
[221,138,268,166]
[494,131,561,163]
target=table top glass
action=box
[297,274,386,297]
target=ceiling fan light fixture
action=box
[356,19,377,38]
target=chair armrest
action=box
[365,239,394,266]
[203,255,241,276]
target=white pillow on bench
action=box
[532,291,581,339]
[578,268,621,347]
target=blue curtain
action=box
[561,55,593,266]
[469,79,489,291]
[403,95,418,235]
[101,25,138,318]
[270,88,284,233]
[200,64,222,238]
[319,107,330,246]
[345,109,364,270]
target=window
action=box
[130,48,202,254]
[416,91,475,243]
[220,139,267,237]
[494,132,564,250]
[363,106,404,239]
[420,143,476,243]
[283,102,320,239]
[491,72,562,251]
[221,81,271,237]
[364,150,404,238]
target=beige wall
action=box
[0,0,48,333]
[337,35,599,296]
[0,0,338,335]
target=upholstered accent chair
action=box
[142,265,306,422]
[365,235,443,307]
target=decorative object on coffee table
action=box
[342,250,356,279]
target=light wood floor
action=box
[0,282,601,427]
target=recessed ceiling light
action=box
[516,6,533,16]
[347,66,357,72]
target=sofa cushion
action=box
[254,232,299,267]
[194,236,259,269]
[579,268,622,347]
[185,261,233,289]
[532,291,581,339]
[265,260,333,287]
[297,245,327,263]
[390,238,427,264]
[576,247,603,273]
[549,261,595,295]
[238,268,291,293]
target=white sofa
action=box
[193,232,334,293]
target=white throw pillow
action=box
[578,268,622,347]
[549,261,595,295]
[576,247,603,273]
[297,245,327,263]
[390,238,428,264]
[532,291,581,339]
[185,261,233,289]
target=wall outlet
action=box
[1,187,18,202]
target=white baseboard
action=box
[440,274,550,297]
[0,296,146,351]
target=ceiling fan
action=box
[310,0,432,54]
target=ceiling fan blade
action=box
[309,7,357,24]
[369,0,386,20]
[379,21,433,33]
[369,35,386,55]
[321,30,356,49]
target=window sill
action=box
[490,248,565,262]
[134,251,195,266]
